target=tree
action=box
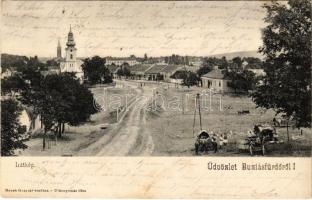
[3,55,46,116]
[243,57,263,69]
[123,67,131,77]
[197,56,229,76]
[62,73,99,127]
[26,56,46,72]
[46,59,58,67]
[252,0,311,130]
[1,53,29,72]
[226,70,256,93]
[39,73,99,140]
[116,67,123,78]
[13,72,99,149]
[116,63,131,78]
[197,66,212,77]
[18,56,45,91]
[184,56,190,65]
[1,99,27,156]
[144,53,148,61]
[82,56,112,84]
[219,56,229,70]
[1,75,27,97]
[232,57,243,69]
[182,71,199,87]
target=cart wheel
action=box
[262,144,265,156]
[249,145,253,156]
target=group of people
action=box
[197,130,229,150]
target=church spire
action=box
[57,38,61,47]
[57,38,62,58]
[66,26,75,47]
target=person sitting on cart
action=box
[247,130,256,137]
[254,125,261,136]
[219,134,228,148]
[197,130,209,139]
[210,131,218,153]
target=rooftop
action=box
[145,64,167,74]
[160,65,181,73]
[129,64,153,73]
[202,69,229,79]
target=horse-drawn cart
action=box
[238,124,281,156]
[195,130,218,155]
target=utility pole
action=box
[182,94,184,114]
[197,93,202,130]
[219,95,222,111]
[192,96,197,137]
[209,89,212,112]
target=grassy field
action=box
[90,85,138,124]
[146,85,311,156]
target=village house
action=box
[144,64,167,81]
[201,67,232,93]
[129,64,154,80]
[159,65,181,82]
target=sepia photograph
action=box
[1,0,311,158]
[1,0,311,198]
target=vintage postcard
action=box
[1,0,311,198]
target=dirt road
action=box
[77,80,155,156]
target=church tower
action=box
[57,39,62,59]
[65,26,77,68]
[60,26,83,80]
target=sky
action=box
[2,1,268,58]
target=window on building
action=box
[70,54,73,59]
[219,81,221,87]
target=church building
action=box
[60,26,83,80]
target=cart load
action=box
[238,124,282,156]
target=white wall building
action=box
[201,68,232,93]
[60,27,83,79]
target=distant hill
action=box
[209,51,264,60]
